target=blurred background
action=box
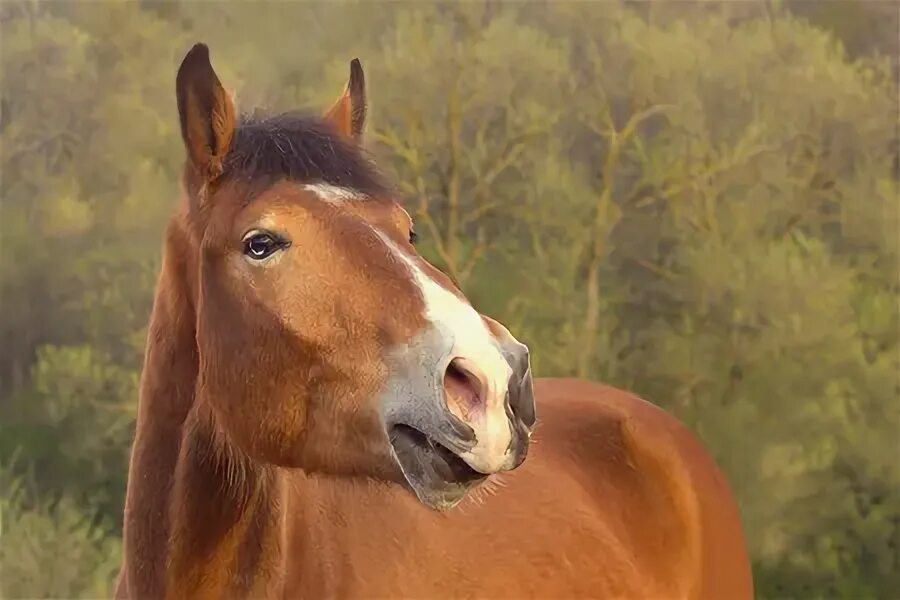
[0,0,897,598]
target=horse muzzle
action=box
[383,332,536,511]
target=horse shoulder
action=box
[531,378,753,600]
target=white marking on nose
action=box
[303,183,362,203]
[374,231,514,474]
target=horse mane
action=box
[220,111,392,197]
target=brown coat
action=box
[115,43,753,600]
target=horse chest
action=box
[275,479,659,599]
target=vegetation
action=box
[1,1,897,597]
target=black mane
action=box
[221,111,391,198]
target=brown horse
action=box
[116,44,753,599]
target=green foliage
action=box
[0,0,896,597]
[1,345,137,522]
[0,465,121,599]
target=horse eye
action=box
[243,233,284,260]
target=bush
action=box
[0,466,121,599]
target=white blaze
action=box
[303,183,362,203]
[375,232,514,474]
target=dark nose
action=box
[503,343,536,430]
[505,380,533,471]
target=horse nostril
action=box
[443,358,485,425]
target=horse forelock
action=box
[224,111,390,197]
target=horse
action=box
[115,43,753,600]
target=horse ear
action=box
[323,58,367,141]
[175,43,235,181]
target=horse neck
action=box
[121,214,199,598]
[166,404,286,599]
[121,212,286,599]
